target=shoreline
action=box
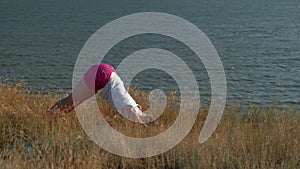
[1,80,299,111]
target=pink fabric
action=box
[84,64,116,92]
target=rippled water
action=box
[0,0,299,107]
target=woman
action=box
[46,63,151,124]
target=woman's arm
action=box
[46,79,95,120]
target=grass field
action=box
[0,81,299,169]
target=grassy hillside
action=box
[0,81,299,169]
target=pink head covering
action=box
[84,64,116,92]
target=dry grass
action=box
[0,81,299,169]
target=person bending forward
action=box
[46,63,151,124]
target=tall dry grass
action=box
[0,81,299,169]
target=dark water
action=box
[1,0,299,108]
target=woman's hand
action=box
[45,94,74,120]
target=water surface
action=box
[0,0,299,107]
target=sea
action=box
[1,0,299,108]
